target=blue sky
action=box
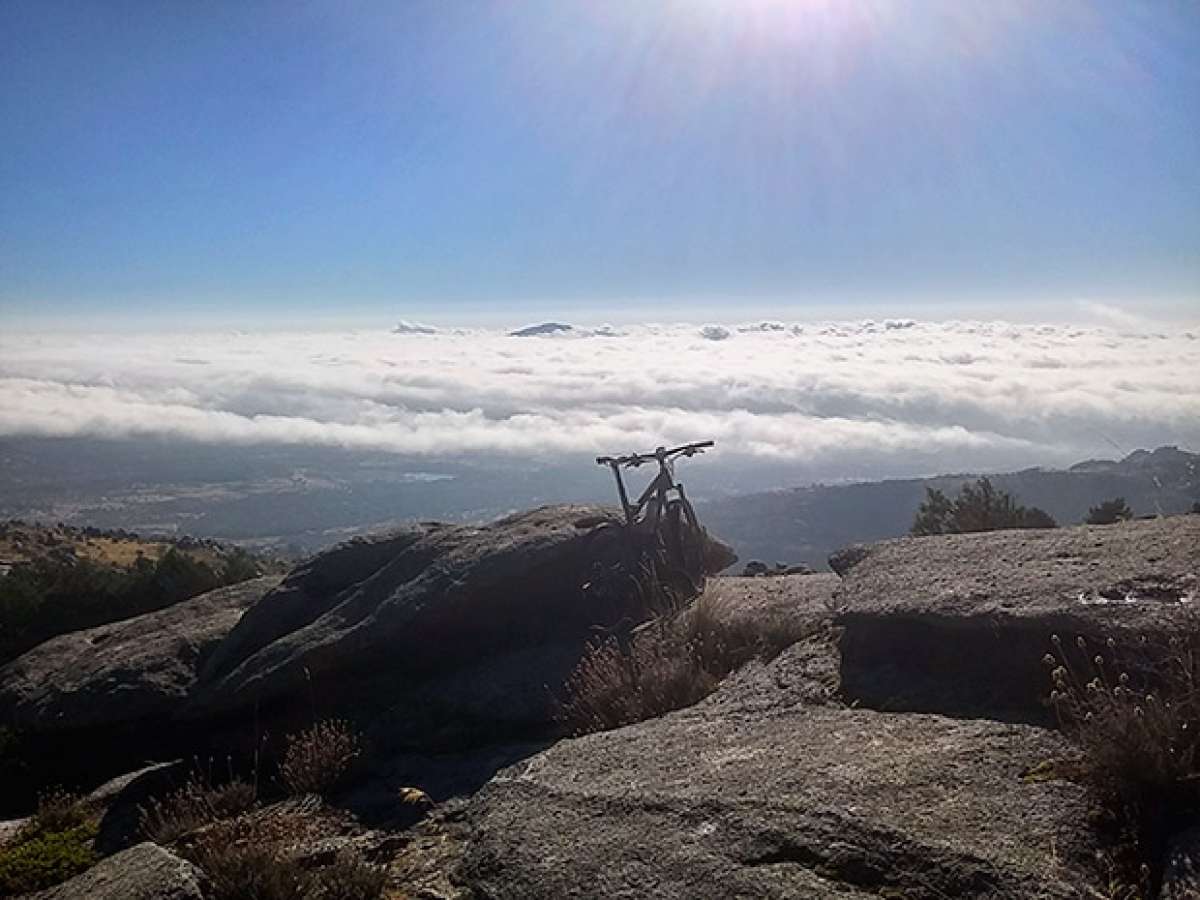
[2,1,1197,327]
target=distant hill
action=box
[509,322,573,337]
[697,446,1200,571]
[0,520,285,666]
[0,520,281,575]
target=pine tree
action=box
[1085,497,1133,525]
[911,477,1057,536]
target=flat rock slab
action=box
[461,703,1099,899]
[701,574,844,713]
[0,577,278,732]
[30,842,205,900]
[709,572,838,626]
[834,516,1200,720]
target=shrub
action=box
[1046,633,1200,895]
[28,788,88,834]
[0,792,96,895]
[1,554,204,665]
[0,542,271,666]
[187,839,312,900]
[139,773,257,845]
[558,629,720,734]
[911,477,1056,536]
[559,587,817,734]
[1087,498,1135,525]
[220,548,262,584]
[312,851,388,900]
[280,720,363,797]
[184,819,385,900]
[0,822,98,895]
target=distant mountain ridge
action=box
[697,446,1199,571]
[508,322,573,337]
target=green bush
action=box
[1086,497,1134,525]
[0,822,98,895]
[911,477,1056,536]
[0,546,261,666]
[27,788,88,834]
[220,548,261,583]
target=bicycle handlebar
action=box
[596,440,714,468]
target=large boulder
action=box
[190,506,733,722]
[0,577,278,733]
[87,761,186,855]
[460,664,1101,898]
[0,506,733,807]
[29,842,205,900]
[834,515,1199,721]
[0,506,732,744]
[198,525,435,681]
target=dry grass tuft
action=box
[313,851,389,900]
[280,719,364,797]
[559,587,816,734]
[188,839,311,900]
[182,806,386,900]
[682,587,815,673]
[190,843,386,900]
[27,788,88,835]
[1046,632,1200,897]
[139,771,257,845]
[558,628,720,734]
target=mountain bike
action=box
[594,441,715,607]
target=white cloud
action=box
[0,320,1197,471]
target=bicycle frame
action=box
[596,441,714,527]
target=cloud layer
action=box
[2,320,1197,473]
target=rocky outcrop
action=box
[88,762,186,855]
[834,516,1199,721]
[198,526,434,683]
[16,506,1186,898]
[828,543,870,577]
[0,577,278,733]
[29,842,205,900]
[190,505,731,721]
[740,560,815,577]
[0,506,733,763]
[460,679,1100,898]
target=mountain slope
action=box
[698,446,1199,570]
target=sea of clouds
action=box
[1,319,1197,474]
